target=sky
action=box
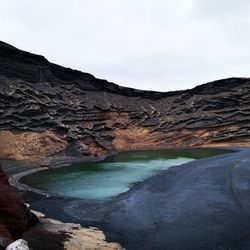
[0,0,250,91]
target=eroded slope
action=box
[0,41,250,161]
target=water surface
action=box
[21,148,231,199]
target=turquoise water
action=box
[21,148,231,200]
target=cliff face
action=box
[1,41,250,161]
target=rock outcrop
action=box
[0,165,35,249]
[6,239,29,250]
[1,40,250,161]
[23,210,123,250]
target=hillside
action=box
[0,41,250,161]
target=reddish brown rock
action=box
[0,165,28,247]
[0,130,68,161]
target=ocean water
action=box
[21,148,231,200]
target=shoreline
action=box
[9,167,50,196]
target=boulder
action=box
[6,239,29,250]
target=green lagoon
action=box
[21,148,231,200]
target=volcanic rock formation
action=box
[0,40,250,161]
[0,164,35,249]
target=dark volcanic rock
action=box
[0,41,250,160]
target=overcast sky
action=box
[0,0,250,91]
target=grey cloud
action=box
[0,0,249,91]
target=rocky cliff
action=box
[1,41,250,161]
[0,164,35,249]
